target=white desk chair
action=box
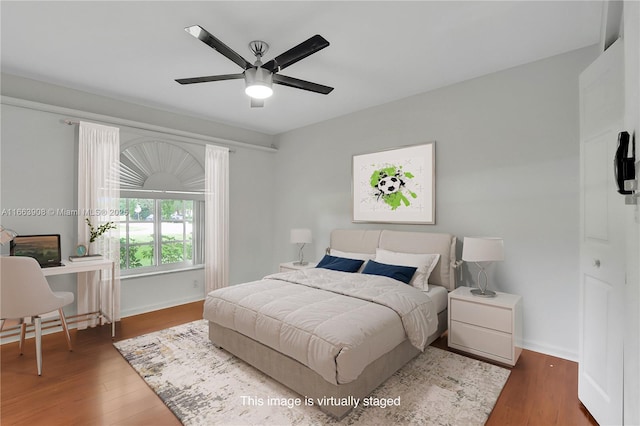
[0,256,74,375]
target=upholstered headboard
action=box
[330,229,457,291]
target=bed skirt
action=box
[208,309,446,419]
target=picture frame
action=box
[352,142,435,224]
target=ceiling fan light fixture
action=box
[245,67,273,99]
[245,83,273,99]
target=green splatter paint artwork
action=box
[370,165,417,210]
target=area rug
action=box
[114,320,510,426]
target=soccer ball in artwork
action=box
[377,174,403,195]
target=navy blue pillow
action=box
[362,260,417,285]
[316,254,364,273]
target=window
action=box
[118,138,206,275]
[119,198,203,274]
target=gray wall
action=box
[1,74,274,149]
[0,84,276,318]
[272,46,598,359]
[1,45,603,360]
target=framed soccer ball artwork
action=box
[352,142,435,224]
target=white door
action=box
[578,38,625,425]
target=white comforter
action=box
[203,268,437,385]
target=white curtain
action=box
[77,121,121,328]
[205,145,229,293]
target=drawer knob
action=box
[593,259,601,268]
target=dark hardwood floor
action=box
[431,338,597,426]
[1,301,598,425]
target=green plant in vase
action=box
[86,218,117,254]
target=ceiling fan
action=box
[175,26,334,107]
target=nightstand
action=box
[448,286,522,366]
[279,261,317,272]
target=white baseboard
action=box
[120,295,205,318]
[0,297,205,345]
[522,339,578,362]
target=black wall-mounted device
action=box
[615,131,635,195]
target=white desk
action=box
[43,259,116,337]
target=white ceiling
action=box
[1,1,602,135]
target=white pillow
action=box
[329,249,375,272]
[374,248,440,290]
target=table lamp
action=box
[0,226,17,245]
[462,237,504,297]
[290,228,312,265]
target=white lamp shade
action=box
[290,228,312,244]
[0,226,17,245]
[462,237,504,262]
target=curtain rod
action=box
[63,119,243,153]
[1,96,277,153]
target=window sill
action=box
[120,264,204,280]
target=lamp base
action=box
[470,288,497,298]
[293,261,309,266]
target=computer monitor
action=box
[10,234,62,268]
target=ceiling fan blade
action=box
[175,73,245,85]
[263,35,329,73]
[273,74,334,95]
[251,98,264,108]
[185,25,252,70]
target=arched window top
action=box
[120,140,204,193]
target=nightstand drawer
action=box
[450,321,513,360]
[450,298,512,333]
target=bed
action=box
[203,229,457,418]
